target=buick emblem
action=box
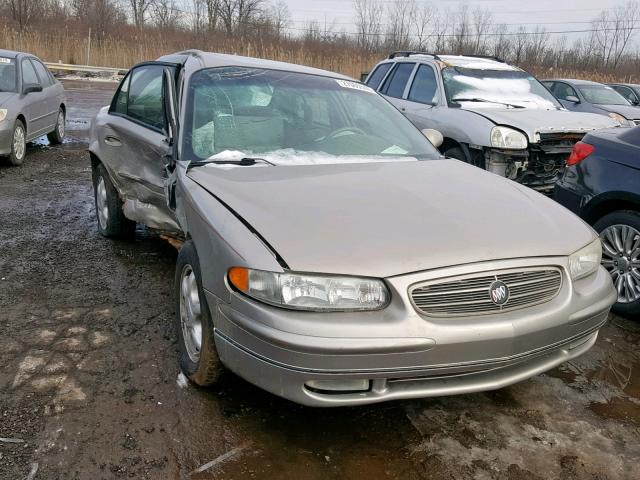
[489,281,509,306]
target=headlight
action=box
[608,112,633,126]
[568,238,602,280]
[228,267,390,311]
[490,126,528,149]
[0,109,7,122]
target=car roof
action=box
[608,82,640,88]
[387,53,520,71]
[159,49,354,81]
[0,49,22,59]
[544,78,604,86]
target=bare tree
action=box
[128,0,155,28]
[5,0,43,29]
[265,0,290,38]
[152,0,181,30]
[190,0,206,34]
[385,0,414,50]
[471,7,493,54]
[591,0,640,68]
[353,0,383,51]
[449,3,471,54]
[412,3,436,50]
[205,0,220,31]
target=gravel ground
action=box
[0,80,638,480]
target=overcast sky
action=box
[278,0,631,44]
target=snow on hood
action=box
[200,149,420,168]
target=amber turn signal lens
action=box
[228,267,249,292]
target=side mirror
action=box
[566,95,580,104]
[23,84,42,94]
[422,128,444,148]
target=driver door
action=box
[98,63,179,232]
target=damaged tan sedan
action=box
[89,51,616,406]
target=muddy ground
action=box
[0,80,639,480]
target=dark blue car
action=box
[555,127,640,317]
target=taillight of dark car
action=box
[568,142,595,166]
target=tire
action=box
[47,107,65,144]
[92,162,136,239]
[593,210,640,318]
[175,240,223,386]
[8,119,26,166]
[443,146,466,162]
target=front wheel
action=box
[47,108,65,144]
[175,240,223,386]
[8,119,26,166]
[594,210,640,318]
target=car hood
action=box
[0,92,16,108]
[465,107,618,142]
[187,160,594,278]
[593,104,640,119]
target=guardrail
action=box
[44,62,128,76]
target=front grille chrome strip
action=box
[410,267,563,317]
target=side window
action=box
[22,59,39,86]
[554,83,578,101]
[614,86,638,104]
[31,60,53,87]
[366,63,392,90]
[408,65,438,104]
[111,73,131,115]
[380,63,415,98]
[126,65,166,130]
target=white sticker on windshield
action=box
[336,80,375,93]
[0,57,12,64]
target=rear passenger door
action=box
[378,62,417,113]
[30,58,59,131]
[99,63,178,230]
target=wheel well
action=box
[59,103,66,114]
[583,197,640,224]
[440,138,462,154]
[89,151,101,171]
[16,114,26,133]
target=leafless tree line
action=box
[354,0,640,72]
[0,0,291,38]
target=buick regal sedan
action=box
[89,50,616,406]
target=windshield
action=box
[578,84,630,106]
[0,58,17,92]
[183,67,441,166]
[442,67,562,110]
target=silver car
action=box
[89,50,616,406]
[365,53,618,195]
[0,49,66,166]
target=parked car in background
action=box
[0,49,65,166]
[555,126,640,317]
[89,50,615,406]
[608,83,640,106]
[366,53,617,195]
[542,79,639,126]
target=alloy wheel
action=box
[600,224,640,304]
[13,124,25,161]
[179,264,203,363]
[96,176,109,229]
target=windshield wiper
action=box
[452,97,525,109]
[189,157,276,168]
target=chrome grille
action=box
[410,268,562,317]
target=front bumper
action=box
[0,119,14,156]
[209,257,616,406]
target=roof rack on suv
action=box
[442,54,505,63]
[388,51,441,60]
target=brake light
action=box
[568,142,595,166]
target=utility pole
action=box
[87,28,92,66]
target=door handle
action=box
[104,135,122,147]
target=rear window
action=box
[366,63,392,90]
